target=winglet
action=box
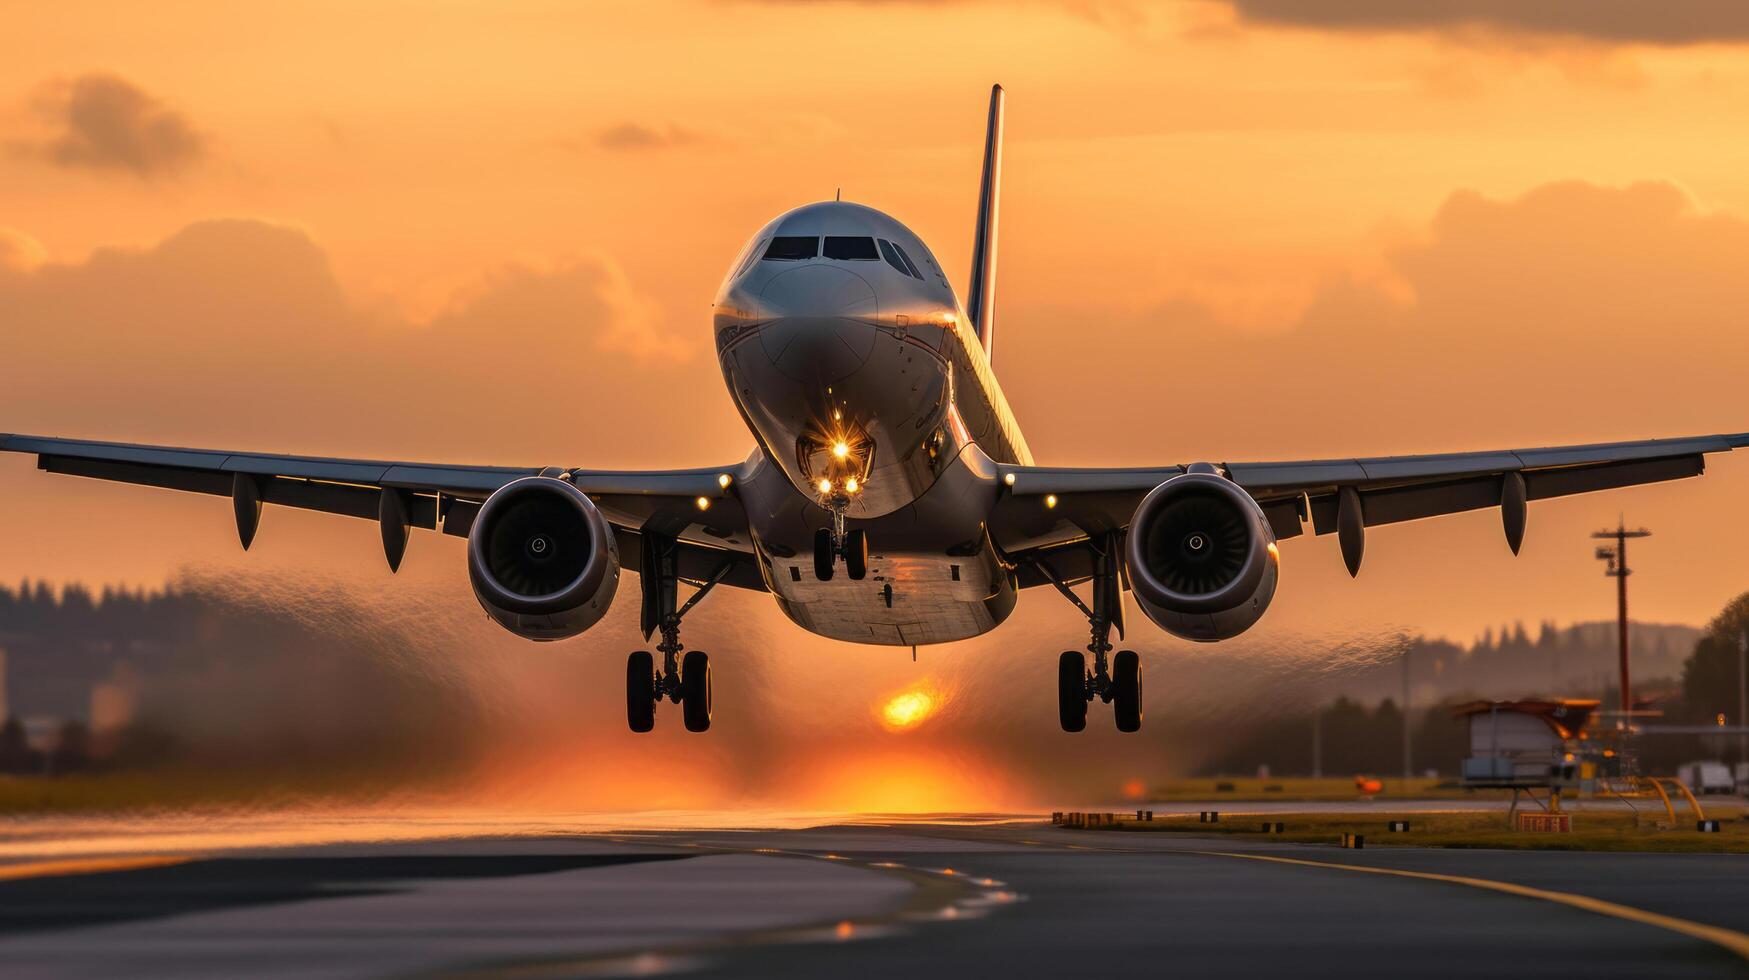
[967,84,1004,361]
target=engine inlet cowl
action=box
[467,476,619,641]
[1125,472,1278,642]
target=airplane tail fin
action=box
[967,84,1003,361]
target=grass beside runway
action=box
[1148,777,1495,801]
[1086,808,1749,852]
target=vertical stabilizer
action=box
[967,84,1004,360]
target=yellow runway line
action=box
[1199,850,1749,962]
[0,855,193,882]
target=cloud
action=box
[0,218,708,462]
[1220,0,1749,46]
[17,73,205,177]
[593,121,704,151]
[1004,177,1749,476]
[0,228,47,273]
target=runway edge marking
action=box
[0,855,192,881]
[1199,850,1749,962]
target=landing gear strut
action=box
[626,533,729,733]
[812,509,868,582]
[1041,532,1142,733]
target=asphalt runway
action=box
[1,813,1746,978]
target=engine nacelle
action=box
[1125,472,1279,643]
[467,476,620,641]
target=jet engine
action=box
[1125,472,1278,642]
[467,476,620,641]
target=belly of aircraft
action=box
[766,548,1015,646]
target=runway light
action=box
[695,496,711,511]
[1719,713,1729,727]
[845,477,859,493]
[818,478,833,494]
[1045,494,1058,509]
[717,473,732,489]
[834,920,855,940]
[833,440,850,460]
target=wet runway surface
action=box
[1,815,1745,978]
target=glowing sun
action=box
[878,682,950,731]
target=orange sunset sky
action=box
[5,0,1749,650]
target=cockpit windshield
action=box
[878,239,922,279]
[764,236,819,260]
[823,236,878,260]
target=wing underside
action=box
[0,434,768,591]
[992,432,1749,585]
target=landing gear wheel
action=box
[1113,649,1142,733]
[1058,651,1087,733]
[813,527,835,581]
[844,529,868,580]
[626,651,655,733]
[681,651,712,732]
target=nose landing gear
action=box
[812,510,868,581]
[1039,532,1143,733]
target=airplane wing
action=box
[0,434,767,590]
[991,432,1749,584]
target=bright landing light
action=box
[832,441,850,460]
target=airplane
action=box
[4,85,1746,735]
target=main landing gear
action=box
[1039,532,1143,733]
[812,509,868,581]
[627,533,730,733]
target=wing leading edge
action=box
[0,433,768,591]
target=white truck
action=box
[1678,760,1735,795]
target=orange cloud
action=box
[15,73,205,178]
[1220,0,1749,46]
[593,121,706,151]
[0,219,708,462]
[0,228,47,272]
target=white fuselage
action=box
[713,201,1032,645]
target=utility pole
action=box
[1592,518,1651,722]
[1311,704,1322,779]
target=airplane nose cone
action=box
[759,265,878,383]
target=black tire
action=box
[1058,651,1087,733]
[626,651,655,733]
[814,527,835,581]
[1113,649,1142,733]
[844,529,868,580]
[682,651,712,732]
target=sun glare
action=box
[879,682,949,731]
